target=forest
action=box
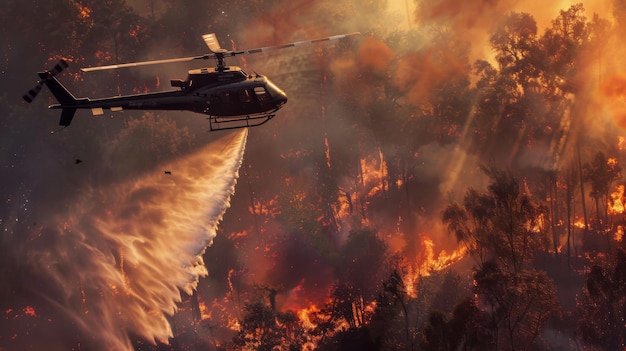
[1,0,626,350]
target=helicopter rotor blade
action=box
[233,32,361,56]
[202,33,227,53]
[80,55,214,72]
[79,32,360,72]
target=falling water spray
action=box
[2,129,247,350]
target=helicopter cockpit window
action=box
[254,86,270,102]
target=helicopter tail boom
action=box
[36,71,84,126]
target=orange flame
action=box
[297,304,321,329]
[361,150,389,198]
[248,195,280,218]
[419,237,467,275]
[403,235,468,298]
[615,225,624,242]
[403,264,419,298]
[608,185,625,215]
[324,134,332,169]
[574,217,586,229]
[76,3,91,20]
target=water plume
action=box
[4,129,247,350]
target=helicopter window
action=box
[254,86,270,102]
[254,87,270,101]
[239,89,252,103]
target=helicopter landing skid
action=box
[207,111,276,132]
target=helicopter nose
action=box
[276,90,288,108]
[265,78,288,108]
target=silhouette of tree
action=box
[578,249,626,350]
[443,167,560,349]
[539,4,591,96]
[443,167,547,272]
[583,151,622,231]
[368,269,413,350]
[334,229,388,303]
[419,298,492,351]
[232,301,305,351]
[79,0,149,64]
[474,261,560,351]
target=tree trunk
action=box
[577,145,589,232]
[565,170,573,268]
[550,173,560,260]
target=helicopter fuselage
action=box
[45,66,287,130]
[26,32,359,131]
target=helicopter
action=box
[23,32,360,131]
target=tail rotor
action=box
[23,59,69,103]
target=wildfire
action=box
[76,3,92,20]
[297,304,321,329]
[608,184,625,215]
[360,151,388,199]
[615,225,624,242]
[227,317,241,331]
[248,195,280,218]
[419,237,467,275]
[324,133,332,169]
[403,264,419,298]
[198,301,212,321]
[402,235,468,298]
[574,217,587,229]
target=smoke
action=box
[415,0,614,62]
[1,129,247,350]
[600,74,626,128]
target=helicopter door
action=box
[239,88,253,103]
